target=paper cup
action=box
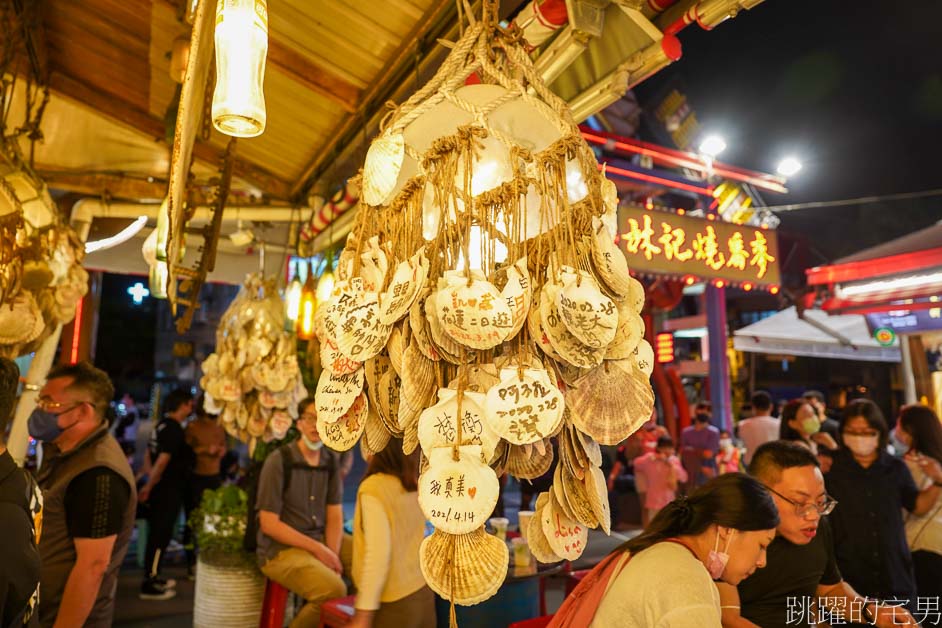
[489,517,509,540]
[518,510,535,542]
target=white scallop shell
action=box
[318,392,368,451]
[556,270,617,349]
[435,270,513,350]
[418,445,499,536]
[315,367,365,423]
[418,388,500,462]
[362,132,405,206]
[484,368,564,446]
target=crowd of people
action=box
[2,356,942,628]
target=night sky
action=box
[634,0,942,261]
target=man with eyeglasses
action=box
[29,362,136,628]
[716,441,917,627]
[255,396,349,628]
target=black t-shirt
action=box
[64,467,131,538]
[825,449,918,600]
[0,450,41,627]
[148,418,188,492]
[737,517,843,628]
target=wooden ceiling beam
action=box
[268,39,360,113]
[37,169,167,200]
[45,71,293,199]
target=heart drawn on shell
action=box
[469,486,477,499]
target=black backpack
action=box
[243,445,336,552]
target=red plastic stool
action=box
[259,579,290,628]
[565,569,591,596]
[318,594,356,628]
[509,616,554,628]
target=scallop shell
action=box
[585,465,611,535]
[484,368,564,446]
[362,132,405,206]
[632,338,655,377]
[627,275,646,314]
[270,409,293,440]
[500,257,531,339]
[418,388,500,463]
[555,459,597,528]
[315,367,365,424]
[541,491,588,560]
[378,249,428,325]
[446,363,500,394]
[203,393,223,415]
[410,289,441,362]
[387,324,405,374]
[334,291,392,363]
[435,270,513,350]
[566,359,654,446]
[539,282,604,369]
[591,216,633,299]
[425,287,468,365]
[364,355,392,421]
[528,493,562,564]
[0,292,44,345]
[397,341,436,428]
[358,236,389,292]
[318,392,368,451]
[403,416,420,455]
[418,445,499,535]
[420,527,508,606]
[505,440,554,480]
[364,404,391,453]
[605,299,645,360]
[527,300,560,361]
[556,271,617,349]
[376,370,404,436]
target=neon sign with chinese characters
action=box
[619,207,781,287]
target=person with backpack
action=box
[550,473,779,627]
[255,397,350,628]
[138,388,194,600]
[0,358,42,627]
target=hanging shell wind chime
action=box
[321,0,654,610]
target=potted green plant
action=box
[189,485,265,627]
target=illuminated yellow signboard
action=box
[619,207,781,287]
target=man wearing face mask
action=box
[255,397,350,628]
[826,399,942,619]
[681,402,721,489]
[30,362,136,628]
[717,441,918,627]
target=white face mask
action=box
[301,434,323,451]
[719,438,733,450]
[844,434,879,457]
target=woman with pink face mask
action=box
[550,473,778,627]
[825,399,942,614]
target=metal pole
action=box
[9,215,93,465]
[901,336,918,405]
[705,284,732,432]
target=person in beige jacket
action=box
[350,439,435,628]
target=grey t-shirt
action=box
[255,443,342,564]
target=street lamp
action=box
[698,134,727,158]
[776,157,803,177]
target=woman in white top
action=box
[895,404,942,598]
[553,473,778,628]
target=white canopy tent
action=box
[732,306,901,363]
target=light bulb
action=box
[316,270,335,303]
[285,277,303,323]
[212,0,268,137]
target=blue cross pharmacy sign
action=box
[127,282,150,305]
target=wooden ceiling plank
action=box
[45,71,292,200]
[38,169,167,200]
[267,40,360,113]
[289,0,455,198]
[45,0,149,57]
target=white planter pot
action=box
[193,558,265,628]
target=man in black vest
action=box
[0,357,41,627]
[31,362,136,628]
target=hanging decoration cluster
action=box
[200,274,307,445]
[316,1,654,607]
